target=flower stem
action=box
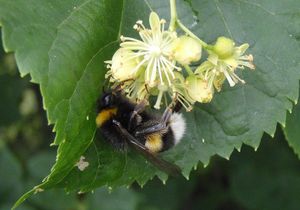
[169,0,177,31]
[176,19,208,49]
[169,0,210,49]
[184,64,194,76]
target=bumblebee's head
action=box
[99,92,117,109]
[96,92,119,127]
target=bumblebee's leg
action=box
[160,95,182,123]
[100,123,128,151]
[161,107,173,124]
[128,100,147,131]
[134,107,173,137]
[112,120,147,149]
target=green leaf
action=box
[282,7,300,157]
[284,91,300,158]
[0,0,300,207]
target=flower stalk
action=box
[169,0,209,49]
[169,0,177,32]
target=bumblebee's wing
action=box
[112,120,181,176]
[127,138,181,176]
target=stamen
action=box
[136,20,143,25]
[223,70,236,87]
[231,72,245,84]
[135,20,146,30]
[160,57,175,79]
[154,89,164,109]
[139,31,152,43]
[204,69,209,80]
[237,61,255,70]
[133,24,139,30]
[207,72,216,90]
[157,59,165,85]
[120,41,149,49]
[120,36,150,47]
[119,44,149,51]
[150,58,158,85]
[177,94,193,111]
[161,35,175,50]
[130,57,148,74]
[145,57,154,84]
[122,51,147,62]
[161,56,181,71]
[104,60,112,64]
[248,54,254,62]
[159,58,171,85]
[161,19,166,34]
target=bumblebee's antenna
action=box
[144,84,150,94]
[102,76,111,94]
[102,84,107,94]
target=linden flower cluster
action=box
[105,11,254,111]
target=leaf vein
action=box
[213,0,233,38]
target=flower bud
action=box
[186,75,213,103]
[213,36,235,59]
[110,48,141,81]
[171,36,202,65]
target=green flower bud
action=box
[171,36,202,65]
[186,75,213,103]
[213,36,235,59]
[110,48,141,81]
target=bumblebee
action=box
[95,88,186,175]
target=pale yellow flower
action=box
[120,12,180,87]
[105,48,143,81]
[185,75,213,103]
[196,37,255,90]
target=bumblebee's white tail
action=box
[169,113,186,144]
